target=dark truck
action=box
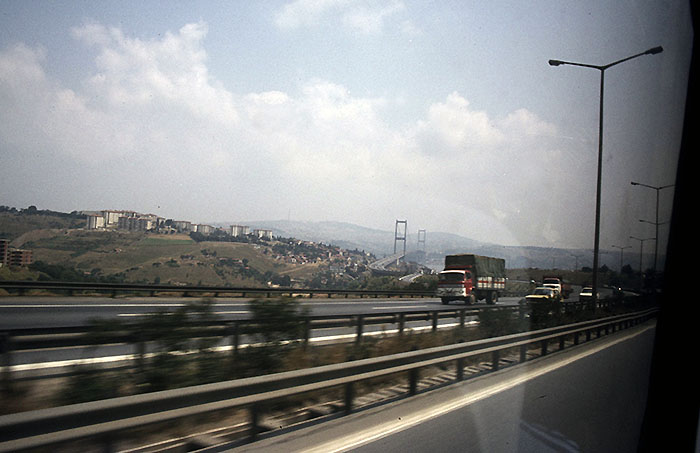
[436,254,506,305]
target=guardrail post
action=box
[100,434,115,453]
[249,404,261,440]
[459,309,466,328]
[355,315,364,344]
[520,344,527,362]
[431,311,438,332]
[134,332,146,374]
[398,313,405,336]
[231,322,240,360]
[0,333,12,394]
[344,382,354,414]
[456,357,465,380]
[409,367,419,395]
[302,319,310,350]
[491,350,500,371]
[540,339,548,356]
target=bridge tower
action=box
[394,220,407,258]
[417,229,426,253]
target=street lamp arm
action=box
[549,46,663,71]
[548,59,603,70]
[603,46,663,69]
[631,181,675,191]
[630,236,656,242]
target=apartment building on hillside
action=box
[0,239,8,265]
[230,225,250,237]
[0,239,33,267]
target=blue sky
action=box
[0,1,693,255]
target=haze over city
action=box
[0,1,692,252]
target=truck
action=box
[542,275,572,299]
[436,254,506,305]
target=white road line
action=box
[372,305,428,310]
[0,303,249,309]
[3,322,472,373]
[117,311,249,317]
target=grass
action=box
[139,236,194,246]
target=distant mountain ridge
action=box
[213,219,658,271]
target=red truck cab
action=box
[437,254,505,305]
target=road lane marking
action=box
[117,311,248,317]
[3,322,476,372]
[372,305,428,310]
[0,303,249,308]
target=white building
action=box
[86,214,105,229]
[196,224,215,235]
[230,225,250,237]
[102,210,122,226]
[172,220,192,232]
[253,229,273,240]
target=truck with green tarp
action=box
[436,254,506,305]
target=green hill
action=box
[0,210,374,288]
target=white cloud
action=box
[419,91,505,149]
[341,1,405,34]
[0,21,583,247]
[275,0,416,35]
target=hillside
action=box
[1,211,377,287]
[0,208,85,244]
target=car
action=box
[525,287,557,304]
[578,287,599,302]
[542,283,562,301]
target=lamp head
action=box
[645,46,663,55]
[548,59,564,66]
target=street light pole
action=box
[630,236,656,291]
[549,46,663,304]
[631,181,674,273]
[611,244,631,273]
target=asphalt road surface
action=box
[0,296,523,329]
[232,322,657,453]
[1,296,521,375]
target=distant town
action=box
[84,209,274,240]
[1,206,400,290]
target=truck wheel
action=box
[465,294,475,305]
[486,292,496,305]
[441,298,450,305]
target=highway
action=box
[0,296,522,377]
[232,322,656,452]
[0,296,523,330]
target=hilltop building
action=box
[253,229,273,240]
[230,225,250,237]
[195,224,215,234]
[9,249,33,266]
[0,239,33,267]
[0,239,8,265]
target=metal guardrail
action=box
[0,306,490,382]
[0,280,434,298]
[0,295,645,382]
[0,308,657,452]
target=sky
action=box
[0,1,693,253]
